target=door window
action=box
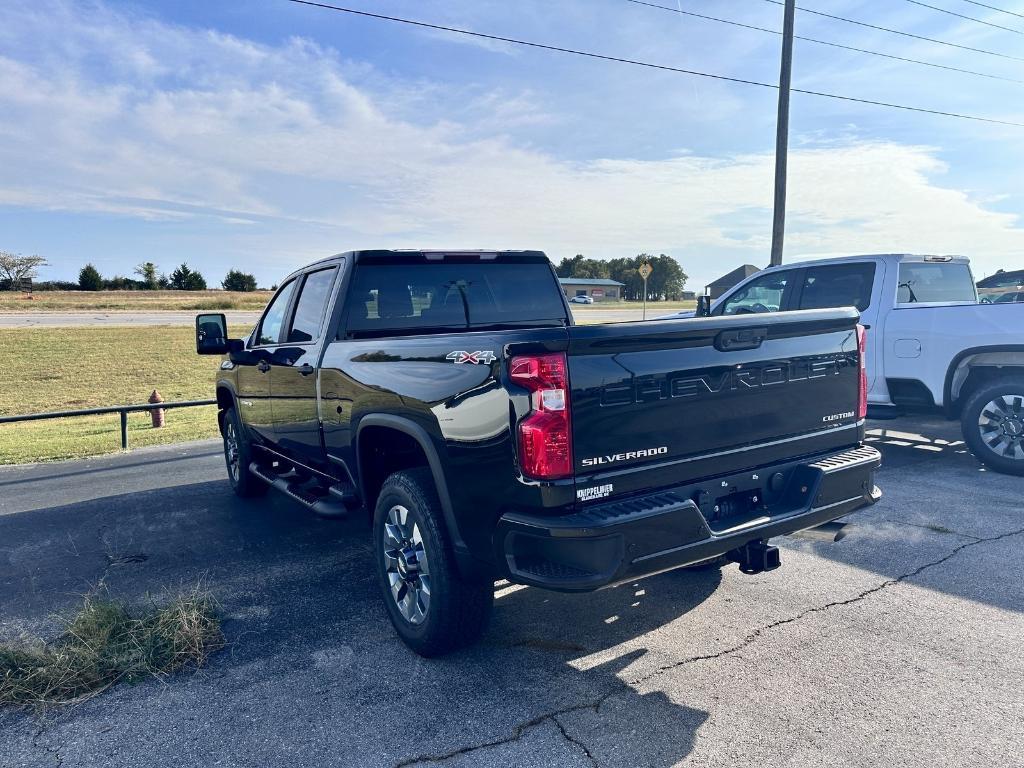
[897,262,976,304]
[798,263,876,312]
[254,280,296,346]
[719,272,790,315]
[287,267,338,343]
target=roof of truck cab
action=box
[351,249,549,263]
[296,249,551,271]
[753,253,969,274]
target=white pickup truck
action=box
[678,254,1024,475]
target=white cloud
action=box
[0,0,1021,286]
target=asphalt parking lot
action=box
[1,414,1022,767]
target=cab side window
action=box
[255,280,297,346]
[287,267,338,343]
[719,272,790,315]
[798,263,876,312]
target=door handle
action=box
[297,363,315,376]
[258,360,271,373]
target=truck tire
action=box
[222,406,267,498]
[961,376,1024,477]
[373,468,493,656]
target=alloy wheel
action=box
[224,420,241,481]
[978,395,1024,461]
[382,505,431,625]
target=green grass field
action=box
[0,326,239,464]
[0,290,272,312]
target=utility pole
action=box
[770,0,796,267]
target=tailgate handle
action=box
[715,327,767,352]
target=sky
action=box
[1,0,1022,291]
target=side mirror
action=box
[196,313,232,355]
[695,295,712,317]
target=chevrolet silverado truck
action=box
[196,250,880,656]
[673,254,1024,475]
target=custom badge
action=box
[446,351,497,365]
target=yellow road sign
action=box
[638,262,653,280]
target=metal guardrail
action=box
[0,400,217,451]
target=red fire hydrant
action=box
[149,389,165,428]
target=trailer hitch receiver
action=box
[728,540,781,575]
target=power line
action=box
[901,0,1023,34]
[758,0,1024,62]
[958,0,1024,20]
[285,0,1024,128]
[626,0,1024,85]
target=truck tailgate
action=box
[567,308,863,495]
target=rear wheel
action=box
[961,376,1024,476]
[373,468,492,656]
[222,406,267,498]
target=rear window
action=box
[897,262,976,304]
[345,262,567,335]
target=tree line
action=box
[0,252,260,292]
[554,254,688,301]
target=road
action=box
[2,416,1022,767]
[0,308,660,328]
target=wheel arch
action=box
[944,345,1024,417]
[215,382,237,432]
[355,415,466,556]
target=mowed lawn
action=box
[0,290,273,312]
[0,326,248,464]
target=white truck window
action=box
[798,263,876,312]
[897,262,976,304]
[720,272,789,315]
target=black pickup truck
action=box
[196,250,881,656]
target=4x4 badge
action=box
[446,351,497,365]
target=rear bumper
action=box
[495,445,881,591]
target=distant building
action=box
[706,265,760,299]
[977,268,1024,302]
[558,277,625,301]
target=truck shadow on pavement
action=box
[1,478,717,767]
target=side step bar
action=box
[249,462,357,518]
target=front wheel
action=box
[222,406,267,497]
[961,377,1024,476]
[373,468,493,656]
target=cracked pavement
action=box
[2,415,1022,767]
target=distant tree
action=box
[0,252,48,291]
[650,254,688,300]
[222,269,258,292]
[134,262,160,290]
[555,254,610,280]
[104,275,145,290]
[78,263,103,291]
[169,263,207,291]
[157,273,171,290]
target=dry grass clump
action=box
[0,588,224,711]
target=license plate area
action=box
[692,464,818,534]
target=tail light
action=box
[510,352,573,479]
[856,324,868,420]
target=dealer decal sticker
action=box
[577,484,614,502]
